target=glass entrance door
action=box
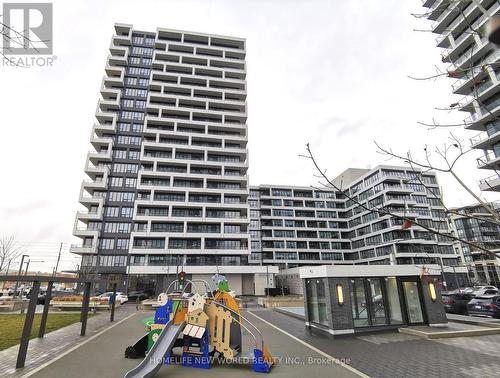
[402,280,424,324]
[368,278,387,325]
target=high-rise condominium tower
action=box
[71,24,276,295]
[422,0,500,191]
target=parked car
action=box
[471,286,498,297]
[127,290,151,302]
[467,295,500,318]
[442,291,474,315]
[33,290,72,305]
[97,292,128,305]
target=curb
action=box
[399,326,500,339]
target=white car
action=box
[98,292,128,305]
[470,286,498,297]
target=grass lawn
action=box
[0,313,94,351]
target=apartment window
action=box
[206,209,241,218]
[120,111,144,121]
[273,209,293,217]
[99,255,126,267]
[321,252,342,260]
[224,225,241,234]
[108,191,135,202]
[98,238,115,249]
[110,177,123,187]
[127,67,151,76]
[317,211,336,218]
[125,178,137,188]
[151,223,184,232]
[133,238,165,249]
[116,239,130,250]
[168,238,201,249]
[138,207,169,216]
[128,151,140,160]
[274,230,295,238]
[117,135,142,145]
[187,223,220,233]
[125,77,137,85]
[103,222,131,233]
[131,46,153,56]
[113,150,127,159]
[271,189,292,197]
[171,207,202,217]
[121,207,133,217]
[113,163,139,173]
[104,206,119,217]
[205,239,242,249]
[154,193,185,201]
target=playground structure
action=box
[124,272,274,377]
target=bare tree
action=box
[0,235,24,273]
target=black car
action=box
[35,290,73,305]
[442,291,474,315]
[127,290,153,302]
[467,295,500,318]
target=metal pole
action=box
[1,260,11,291]
[53,243,63,277]
[80,282,91,336]
[110,283,117,322]
[125,255,130,296]
[24,260,30,276]
[16,280,40,368]
[266,265,269,297]
[38,281,53,338]
[452,266,460,289]
[438,257,446,291]
[14,255,27,299]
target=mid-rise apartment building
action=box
[422,0,500,191]
[250,166,459,270]
[71,24,276,295]
[448,203,500,285]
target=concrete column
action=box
[327,277,354,335]
[421,277,447,326]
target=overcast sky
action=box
[1,0,497,273]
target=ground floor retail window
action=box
[305,279,328,326]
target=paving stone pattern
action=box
[0,305,137,378]
[252,308,500,378]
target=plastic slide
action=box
[124,321,186,378]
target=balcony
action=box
[70,244,96,254]
[432,2,460,33]
[76,210,102,220]
[477,150,500,169]
[453,38,491,71]
[470,124,500,149]
[479,173,500,191]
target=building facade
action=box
[448,203,500,285]
[250,166,460,270]
[422,0,500,191]
[71,24,276,295]
[72,24,460,295]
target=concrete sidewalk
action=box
[27,309,362,378]
[0,305,138,378]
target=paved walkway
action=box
[23,309,361,378]
[0,305,138,378]
[251,308,500,378]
